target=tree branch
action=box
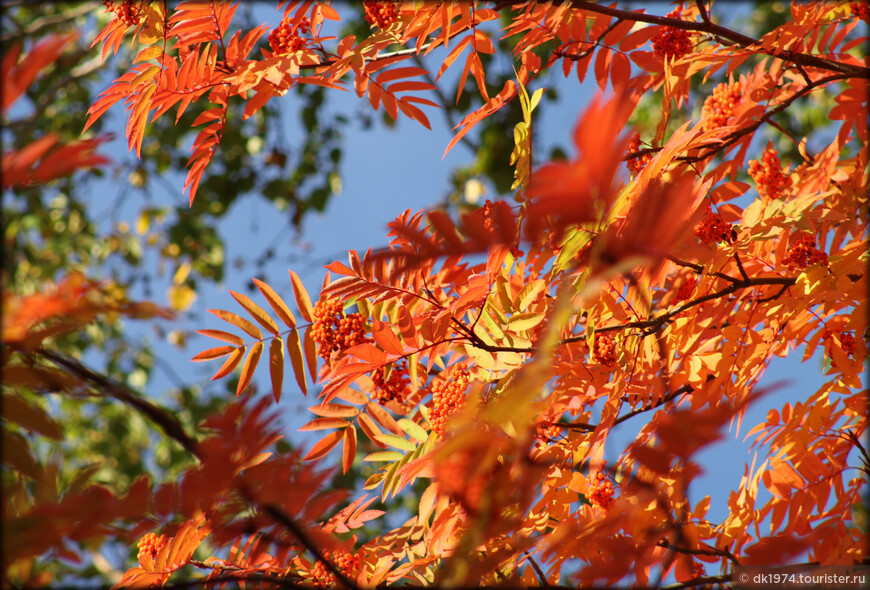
[657,538,740,565]
[569,1,870,78]
[35,348,202,460]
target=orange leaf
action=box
[342,425,357,473]
[191,345,237,361]
[236,341,263,396]
[299,417,349,431]
[269,337,284,404]
[365,402,403,435]
[253,278,296,328]
[287,329,307,395]
[211,347,244,381]
[302,430,343,462]
[308,403,359,418]
[196,329,245,347]
[208,308,263,341]
[230,290,280,336]
[289,270,314,322]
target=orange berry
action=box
[592,334,617,366]
[311,550,361,588]
[748,146,791,200]
[268,17,311,55]
[363,0,400,29]
[429,363,470,438]
[104,0,145,26]
[311,298,370,360]
[535,421,562,447]
[693,209,734,246]
[652,9,694,60]
[701,81,742,132]
[589,471,615,510]
[626,133,654,175]
[781,233,827,270]
[371,360,410,404]
[673,274,697,304]
[136,532,168,565]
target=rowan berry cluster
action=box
[535,421,562,447]
[748,147,792,200]
[672,274,697,304]
[102,0,145,27]
[589,471,615,510]
[824,330,856,356]
[839,332,856,356]
[137,532,168,565]
[363,0,400,29]
[311,550,361,588]
[693,210,734,245]
[371,360,410,405]
[626,133,654,175]
[429,363,470,438]
[851,2,869,21]
[311,298,369,359]
[433,449,486,511]
[592,334,617,366]
[268,16,311,55]
[480,199,511,232]
[652,9,694,60]
[781,233,827,269]
[701,81,742,132]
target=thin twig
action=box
[658,539,741,565]
[258,502,361,590]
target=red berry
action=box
[104,0,146,27]
[748,146,791,200]
[535,421,562,447]
[851,2,870,21]
[693,209,734,246]
[652,9,694,60]
[371,360,410,404]
[589,470,615,510]
[781,233,827,270]
[673,274,697,304]
[268,17,311,55]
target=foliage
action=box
[2,1,868,588]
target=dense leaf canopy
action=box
[2,1,868,588]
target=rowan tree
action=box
[2,1,868,588]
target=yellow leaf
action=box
[138,2,166,45]
[168,284,197,311]
[172,262,191,285]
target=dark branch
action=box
[36,348,201,459]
